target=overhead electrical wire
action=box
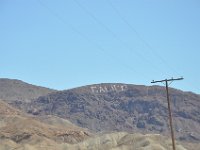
[36,0,148,80]
[73,0,167,75]
[106,0,180,76]
[106,0,199,92]
[36,0,198,92]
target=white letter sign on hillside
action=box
[90,85,127,93]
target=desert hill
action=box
[17,83,200,143]
[0,99,90,150]
[0,78,56,102]
[63,132,187,150]
[1,80,199,149]
[0,131,189,150]
[1,99,190,150]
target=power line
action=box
[73,0,167,75]
[106,0,180,75]
[106,0,199,92]
[36,0,148,80]
[36,0,199,94]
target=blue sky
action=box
[0,0,200,93]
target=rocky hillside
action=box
[0,99,90,150]
[0,100,198,150]
[0,78,56,102]
[0,100,191,150]
[0,99,189,150]
[17,83,200,143]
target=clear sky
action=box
[0,0,200,94]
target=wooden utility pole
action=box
[151,77,183,150]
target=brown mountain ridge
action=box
[0,100,189,150]
[12,83,200,143]
[0,78,56,102]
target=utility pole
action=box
[151,77,183,150]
